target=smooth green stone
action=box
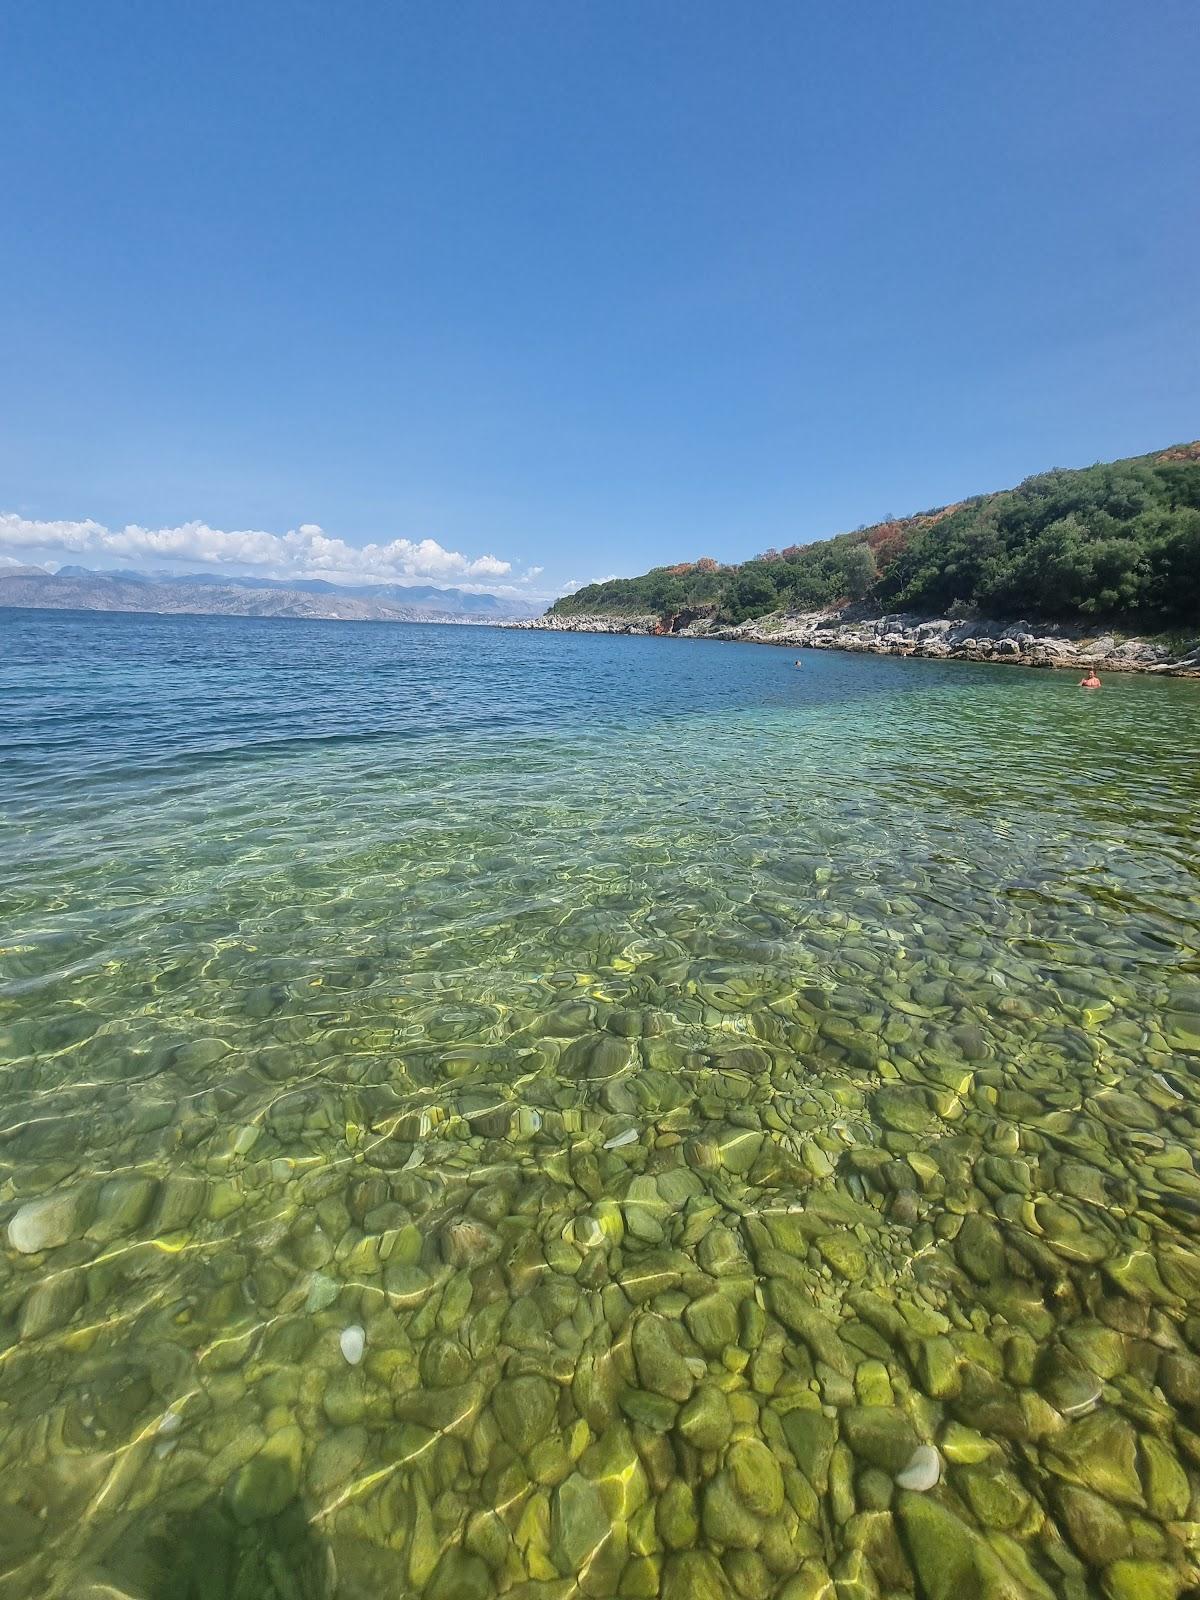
[723,1548,773,1600]
[916,1337,960,1399]
[830,1547,880,1600]
[1139,1435,1189,1520]
[677,1384,733,1452]
[954,1214,1006,1284]
[777,1563,836,1600]
[874,1086,935,1135]
[621,1555,663,1598]
[19,1269,84,1339]
[420,1335,471,1389]
[780,1408,836,1492]
[957,1465,1029,1529]
[307,1426,367,1497]
[407,1479,439,1589]
[87,1174,158,1240]
[581,1422,650,1522]
[633,1314,695,1402]
[154,1173,206,1231]
[552,1472,610,1573]
[322,1372,366,1428]
[225,1452,298,1524]
[620,1387,678,1431]
[658,1478,699,1550]
[1046,1412,1145,1507]
[703,1471,763,1549]
[728,1438,784,1517]
[1101,1560,1182,1600]
[699,1226,747,1276]
[839,1407,918,1475]
[685,1292,740,1355]
[896,1492,1026,1600]
[766,1287,853,1374]
[856,1468,893,1511]
[1054,1484,1133,1567]
[663,1551,733,1600]
[493,1375,558,1453]
[854,1361,893,1408]
[816,1233,867,1281]
[829,1443,855,1526]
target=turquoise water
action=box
[2,608,1200,1599]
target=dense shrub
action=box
[551,445,1200,626]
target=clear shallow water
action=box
[1,608,1199,1600]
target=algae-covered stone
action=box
[703,1471,762,1549]
[1101,1560,1182,1600]
[426,1549,492,1600]
[1053,1485,1132,1567]
[658,1479,698,1550]
[766,1287,852,1375]
[677,1382,733,1451]
[816,1233,867,1282]
[916,1337,960,1399]
[781,1408,836,1492]
[839,1407,918,1475]
[619,1387,679,1431]
[685,1292,740,1355]
[854,1361,893,1409]
[494,1375,558,1453]
[420,1336,471,1389]
[699,1226,748,1277]
[896,1492,1024,1600]
[633,1315,695,1402]
[778,1563,835,1600]
[225,1451,298,1523]
[88,1174,158,1240]
[552,1472,610,1572]
[728,1438,784,1517]
[954,1214,1006,1284]
[663,1550,732,1600]
[1138,1435,1189,1521]
[1046,1411,1145,1507]
[19,1269,84,1339]
[957,1465,1028,1529]
[874,1086,935,1135]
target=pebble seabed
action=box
[3,652,1200,1599]
[7,971,1200,1597]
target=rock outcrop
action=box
[509,609,1200,676]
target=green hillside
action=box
[550,442,1200,626]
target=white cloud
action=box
[0,511,517,586]
[525,565,544,578]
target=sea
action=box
[2,606,1199,1598]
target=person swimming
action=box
[1079,670,1102,688]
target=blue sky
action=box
[2,1,1196,601]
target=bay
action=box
[1,606,1199,1598]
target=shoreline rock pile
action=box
[509,610,1200,676]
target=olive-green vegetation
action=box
[551,442,1200,626]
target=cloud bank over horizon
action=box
[0,511,539,592]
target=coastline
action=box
[507,608,1200,676]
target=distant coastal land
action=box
[0,566,540,624]
[520,441,1200,675]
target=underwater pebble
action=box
[895,1444,941,1491]
[1058,1380,1103,1417]
[603,1126,640,1149]
[339,1325,366,1365]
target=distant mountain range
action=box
[0,564,542,623]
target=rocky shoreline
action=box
[508,609,1200,676]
